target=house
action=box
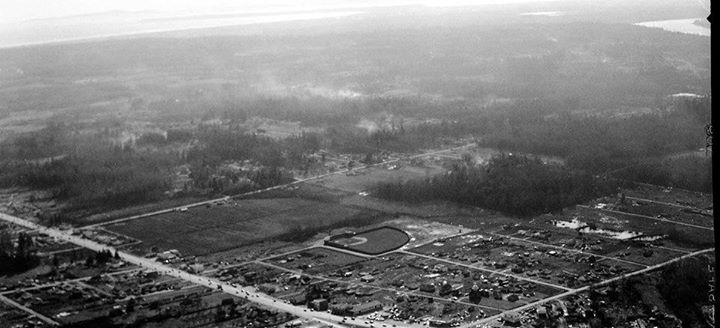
[349,301,383,316]
[419,284,436,293]
[502,312,522,327]
[330,303,353,315]
[258,283,280,294]
[310,298,329,311]
[536,306,548,318]
[282,292,306,305]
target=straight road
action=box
[84,142,478,229]
[489,232,648,268]
[0,268,141,295]
[258,261,499,315]
[626,195,713,211]
[461,247,715,328]
[400,251,572,292]
[0,212,366,328]
[0,294,60,326]
[577,205,713,231]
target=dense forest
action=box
[373,154,617,217]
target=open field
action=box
[566,206,715,249]
[106,197,370,256]
[587,191,713,228]
[311,163,444,194]
[622,183,713,209]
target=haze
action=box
[0,1,713,328]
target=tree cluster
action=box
[373,154,616,217]
[614,155,712,192]
[0,230,39,275]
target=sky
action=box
[0,0,565,24]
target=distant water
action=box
[0,11,363,48]
[635,18,710,37]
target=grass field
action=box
[311,164,443,194]
[106,196,366,256]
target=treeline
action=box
[613,155,712,193]
[0,230,39,275]
[135,129,194,146]
[325,120,473,154]
[373,155,616,217]
[479,97,710,173]
[12,145,173,214]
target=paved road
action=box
[488,232,648,268]
[83,143,478,229]
[626,196,713,211]
[577,205,713,231]
[1,268,141,295]
[461,247,715,328]
[400,251,571,292]
[0,293,60,326]
[0,212,366,328]
[258,261,498,315]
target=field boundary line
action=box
[461,247,715,328]
[399,250,572,292]
[625,196,713,211]
[577,205,714,231]
[83,142,477,229]
[488,232,648,268]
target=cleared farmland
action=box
[106,197,368,256]
[311,164,443,194]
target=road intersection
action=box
[0,141,714,328]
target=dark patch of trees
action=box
[614,155,712,193]
[84,249,114,267]
[373,155,616,217]
[658,256,713,327]
[0,230,39,275]
[479,97,710,174]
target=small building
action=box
[330,303,353,315]
[350,301,383,316]
[283,292,307,305]
[502,312,522,327]
[536,306,548,318]
[310,298,329,311]
[258,283,280,294]
[419,284,436,293]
